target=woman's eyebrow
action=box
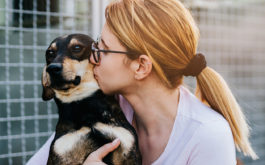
[100,38,109,49]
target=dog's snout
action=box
[46,63,62,75]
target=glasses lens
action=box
[91,42,100,64]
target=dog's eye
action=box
[46,50,55,57]
[72,45,82,53]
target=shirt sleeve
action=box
[187,121,237,165]
[26,132,55,165]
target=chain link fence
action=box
[0,0,264,164]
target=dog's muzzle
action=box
[46,63,81,88]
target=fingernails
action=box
[112,138,120,145]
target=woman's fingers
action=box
[95,138,121,160]
[83,138,120,165]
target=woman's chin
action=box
[96,80,118,95]
[100,86,116,95]
[101,88,111,95]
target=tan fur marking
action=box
[54,127,91,156]
[68,38,82,48]
[112,150,124,165]
[54,58,99,103]
[50,43,57,50]
[94,122,135,155]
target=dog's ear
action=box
[42,86,55,101]
[41,66,55,101]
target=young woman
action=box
[28,0,257,164]
[84,0,257,164]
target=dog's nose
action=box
[46,63,62,75]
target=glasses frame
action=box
[90,37,134,64]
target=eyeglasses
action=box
[90,38,134,65]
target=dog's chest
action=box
[51,127,94,164]
[53,122,135,154]
[48,92,140,164]
[53,127,91,156]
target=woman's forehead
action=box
[101,24,125,50]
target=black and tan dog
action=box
[42,34,141,165]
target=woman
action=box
[84,0,257,164]
[28,0,257,164]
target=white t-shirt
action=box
[27,86,236,165]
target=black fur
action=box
[48,90,141,165]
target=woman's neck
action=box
[121,79,180,165]
[122,80,180,136]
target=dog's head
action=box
[42,34,99,103]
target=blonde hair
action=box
[105,0,257,159]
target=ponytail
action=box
[195,67,258,159]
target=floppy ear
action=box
[41,66,55,101]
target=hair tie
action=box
[182,53,207,77]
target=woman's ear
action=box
[130,55,152,80]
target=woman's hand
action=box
[83,138,120,165]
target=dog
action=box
[41,34,142,165]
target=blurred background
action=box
[0,0,264,164]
